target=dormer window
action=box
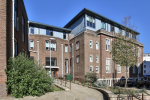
[101,21,106,30]
[87,15,95,28]
[110,25,114,32]
[46,30,53,36]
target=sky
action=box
[23,0,150,53]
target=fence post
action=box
[132,95,133,100]
[119,89,120,100]
[90,80,91,88]
[142,93,143,100]
[61,78,62,85]
[70,79,71,90]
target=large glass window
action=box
[96,56,99,63]
[30,27,34,34]
[45,41,56,51]
[110,25,114,32]
[90,55,93,62]
[90,66,93,73]
[96,66,99,73]
[65,59,68,74]
[106,38,110,51]
[87,15,95,28]
[46,30,53,36]
[46,57,57,66]
[30,40,34,49]
[106,58,110,73]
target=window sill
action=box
[117,72,121,73]
[106,72,111,73]
[106,50,110,52]
[76,49,80,51]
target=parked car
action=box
[127,78,134,87]
[137,80,145,87]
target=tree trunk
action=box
[125,66,128,90]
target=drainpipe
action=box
[12,0,14,58]
[61,44,63,77]
[72,43,74,81]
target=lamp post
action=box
[49,38,55,77]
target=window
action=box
[90,40,93,48]
[70,44,72,52]
[144,70,146,73]
[14,40,18,56]
[144,65,146,68]
[138,47,141,57]
[144,60,146,63]
[65,59,68,74]
[132,34,136,39]
[106,59,110,73]
[90,66,93,73]
[138,63,141,73]
[30,27,34,34]
[76,56,80,63]
[101,21,106,30]
[133,65,135,73]
[14,0,18,31]
[90,55,93,62]
[96,56,99,63]
[117,65,121,73]
[76,41,80,50]
[106,38,110,51]
[63,33,66,39]
[22,16,25,42]
[110,25,114,32]
[119,29,122,34]
[45,41,56,51]
[46,57,57,66]
[30,56,34,60]
[65,44,68,53]
[96,66,99,73]
[87,15,95,28]
[46,30,53,36]
[30,40,34,49]
[96,41,98,50]
[126,32,129,37]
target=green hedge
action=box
[5,53,54,98]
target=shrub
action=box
[5,53,54,98]
[94,80,109,88]
[85,71,97,83]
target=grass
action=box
[53,85,63,91]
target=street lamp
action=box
[49,38,55,77]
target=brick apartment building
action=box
[29,8,143,86]
[0,0,29,97]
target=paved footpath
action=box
[0,82,105,100]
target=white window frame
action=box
[76,41,80,50]
[117,65,121,73]
[96,66,99,73]
[30,39,34,49]
[96,41,99,50]
[90,40,93,49]
[96,56,99,63]
[90,66,93,73]
[45,41,56,51]
[106,58,110,73]
[106,38,110,51]
[65,44,68,53]
[133,65,135,73]
[77,56,80,63]
[90,55,93,62]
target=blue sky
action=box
[23,0,150,53]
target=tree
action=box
[111,16,139,89]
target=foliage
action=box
[93,80,109,88]
[85,71,98,83]
[5,53,54,98]
[53,85,63,91]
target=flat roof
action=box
[29,21,71,33]
[64,8,140,35]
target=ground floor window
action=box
[46,57,57,66]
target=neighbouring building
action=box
[29,8,143,86]
[0,0,29,97]
[143,53,150,81]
